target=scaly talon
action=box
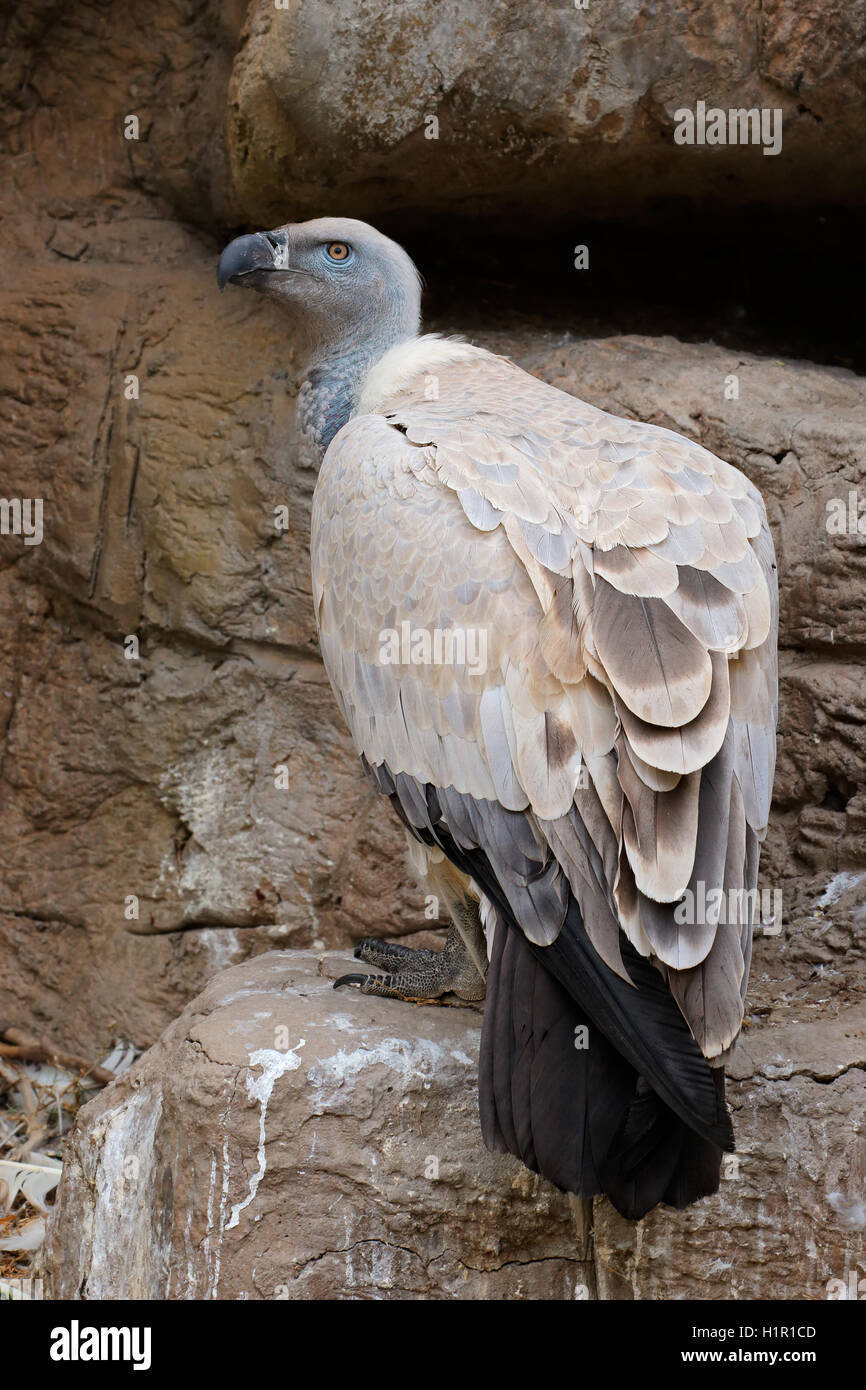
[334,921,487,1003]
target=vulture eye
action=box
[325,241,351,262]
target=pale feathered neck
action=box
[356,335,486,415]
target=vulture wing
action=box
[311,340,778,1214]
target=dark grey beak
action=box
[217,230,286,291]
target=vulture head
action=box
[217,216,422,354]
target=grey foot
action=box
[334,923,486,1003]
[353,938,425,972]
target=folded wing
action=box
[311,346,778,1100]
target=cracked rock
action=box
[45,951,594,1300]
[46,951,865,1300]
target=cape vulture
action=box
[218,218,778,1219]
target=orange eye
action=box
[326,242,350,261]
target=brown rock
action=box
[46,951,594,1300]
[46,951,865,1300]
[227,0,866,226]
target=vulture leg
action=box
[334,917,487,1003]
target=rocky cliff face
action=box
[2,1,864,1299]
[226,0,866,226]
[46,951,865,1300]
[47,953,594,1300]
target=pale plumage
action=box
[312,341,778,1065]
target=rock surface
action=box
[46,951,594,1300]
[227,0,866,226]
[47,950,865,1300]
[6,2,864,243]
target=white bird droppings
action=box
[226,1041,305,1230]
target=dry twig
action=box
[0,1028,116,1086]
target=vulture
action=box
[218,218,778,1220]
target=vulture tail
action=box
[479,921,724,1220]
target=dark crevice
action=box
[821,776,856,814]
[405,204,865,374]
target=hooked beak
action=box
[217,229,289,291]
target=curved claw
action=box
[333,973,367,990]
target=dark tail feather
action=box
[479,923,724,1220]
[661,1071,727,1211]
